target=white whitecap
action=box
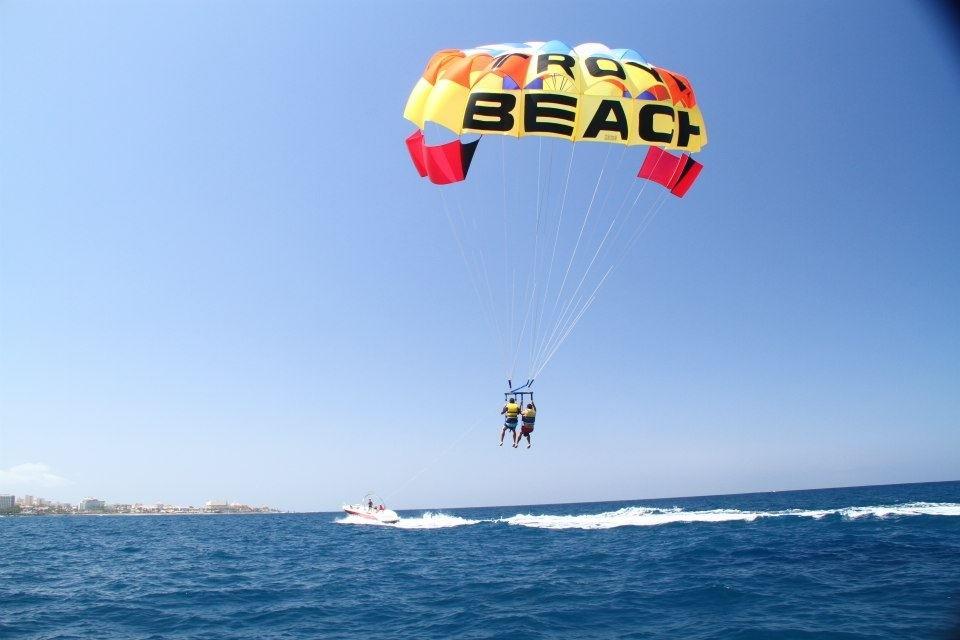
[502,506,763,530]
[336,512,480,529]
[499,502,960,530]
[839,502,960,519]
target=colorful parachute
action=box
[403,42,707,388]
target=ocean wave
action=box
[502,506,766,529]
[335,512,480,529]
[334,502,960,531]
[838,502,960,519]
[501,502,960,530]
[393,512,481,529]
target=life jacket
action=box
[504,403,520,419]
[521,408,536,424]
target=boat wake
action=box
[337,502,960,530]
[502,502,960,530]
[392,512,481,529]
[336,514,394,526]
[336,512,480,529]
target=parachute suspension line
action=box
[578,145,628,268]
[532,151,653,372]
[461,169,507,376]
[443,190,507,378]
[500,136,520,381]
[527,136,544,342]
[533,184,643,373]
[614,189,673,278]
[440,189,485,329]
[510,136,530,382]
[553,143,614,313]
[509,269,516,379]
[511,282,535,378]
[534,186,665,377]
[533,191,671,379]
[601,147,667,270]
[511,137,544,379]
[531,141,577,379]
[456,196,504,368]
[599,146,629,216]
[476,247,510,379]
[531,146,676,376]
[529,138,556,381]
[534,143,614,367]
[440,189,510,379]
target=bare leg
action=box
[499,427,506,445]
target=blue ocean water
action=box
[2,481,960,639]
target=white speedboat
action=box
[342,493,399,524]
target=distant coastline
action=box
[1,510,283,517]
[0,495,280,517]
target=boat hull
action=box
[342,505,400,524]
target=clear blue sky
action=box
[1,1,958,511]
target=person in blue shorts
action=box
[500,397,520,447]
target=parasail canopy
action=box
[403,41,708,387]
[404,41,706,152]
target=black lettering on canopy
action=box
[625,61,663,83]
[491,53,530,68]
[676,110,700,148]
[661,69,687,93]
[463,92,517,132]
[536,53,576,79]
[524,93,577,137]
[638,104,674,143]
[582,99,628,141]
[585,57,626,80]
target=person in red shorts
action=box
[517,402,536,449]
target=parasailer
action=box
[500,397,521,446]
[403,41,707,422]
[518,402,537,449]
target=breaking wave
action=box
[393,512,481,529]
[501,502,960,530]
[839,502,960,519]
[336,512,480,529]
[336,502,960,531]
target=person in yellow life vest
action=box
[517,402,536,449]
[499,397,521,446]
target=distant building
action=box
[0,495,15,513]
[79,498,106,512]
[21,495,36,507]
[204,500,252,513]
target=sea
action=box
[2,481,959,639]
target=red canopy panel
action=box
[637,146,703,197]
[405,130,429,177]
[405,130,479,185]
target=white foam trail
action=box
[335,514,395,527]
[503,507,767,529]
[335,512,480,529]
[839,502,960,519]
[392,512,481,529]
[334,502,960,531]
[502,502,960,530]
